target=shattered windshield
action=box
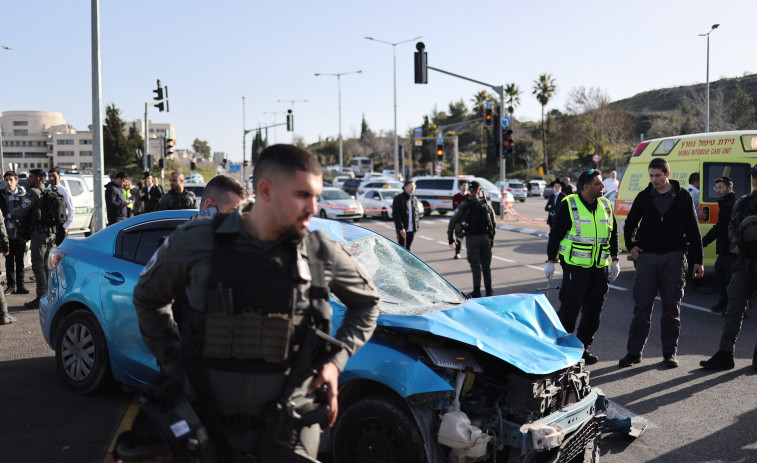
[337,236,465,315]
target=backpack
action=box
[464,197,493,236]
[38,188,68,226]
[736,194,757,257]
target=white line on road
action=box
[437,241,449,246]
[418,235,434,241]
[609,284,629,291]
[493,255,516,263]
[654,296,710,313]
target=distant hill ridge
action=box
[614,74,757,113]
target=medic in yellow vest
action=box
[544,169,620,365]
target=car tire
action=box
[320,209,328,219]
[381,209,389,221]
[55,310,112,394]
[352,217,361,223]
[519,198,526,203]
[421,201,431,217]
[437,210,447,216]
[333,395,428,463]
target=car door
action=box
[62,177,92,231]
[99,218,188,382]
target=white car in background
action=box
[496,180,528,202]
[317,187,364,221]
[357,179,403,195]
[358,188,423,220]
[330,175,353,189]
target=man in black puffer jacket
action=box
[702,177,737,314]
[619,157,703,369]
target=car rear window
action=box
[414,179,434,189]
[509,182,525,188]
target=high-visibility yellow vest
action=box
[558,194,613,268]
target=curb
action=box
[496,224,549,238]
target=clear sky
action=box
[1,0,754,163]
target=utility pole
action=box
[277,99,307,143]
[90,0,106,232]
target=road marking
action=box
[493,255,516,263]
[525,264,545,272]
[437,241,449,246]
[609,284,629,291]
[654,296,710,313]
[418,235,434,241]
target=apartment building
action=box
[0,110,68,172]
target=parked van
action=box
[349,157,373,178]
[413,176,502,216]
[614,130,757,266]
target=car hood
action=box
[326,199,361,207]
[375,293,583,375]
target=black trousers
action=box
[5,239,26,290]
[557,262,609,348]
[397,231,415,250]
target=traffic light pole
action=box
[422,63,507,218]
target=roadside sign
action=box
[437,137,443,145]
[229,163,241,172]
[414,127,423,146]
[435,163,442,174]
[501,116,511,128]
[592,154,601,163]
[485,102,492,109]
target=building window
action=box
[26,152,48,158]
[56,139,74,145]
[5,153,22,158]
[22,163,27,168]
[80,162,93,169]
[79,139,92,145]
[58,151,75,157]
[80,150,93,157]
[14,130,28,136]
[38,141,44,147]
[13,121,28,126]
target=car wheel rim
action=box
[351,422,405,463]
[60,323,96,381]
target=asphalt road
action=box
[1,197,755,463]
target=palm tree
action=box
[504,83,521,116]
[532,74,557,175]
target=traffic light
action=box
[436,141,444,161]
[164,138,174,157]
[484,106,492,127]
[502,129,514,157]
[414,42,427,84]
[153,79,165,112]
[158,158,164,169]
[190,161,196,170]
[286,109,294,132]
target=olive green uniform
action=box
[156,188,197,210]
[12,186,55,299]
[133,203,380,459]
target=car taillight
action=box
[49,249,66,270]
[632,142,649,156]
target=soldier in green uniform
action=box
[157,171,198,210]
[133,144,380,461]
[12,169,55,309]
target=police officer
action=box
[12,169,55,310]
[157,171,197,210]
[133,144,380,461]
[544,169,619,365]
[447,181,496,298]
[700,167,757,371]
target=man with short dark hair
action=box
[157,171,197,210]
[448,181,496,297]
[199,175,247,215]
[701,176,737,313]
[545,169,619,365]
[620,158,703,368]
[392,180,420,250]
[105,172,128,226]
[701,168,757,371]
[0,171,29,296]
[12,169,56,309]
[48,167,75,245]
[133,144,379,460]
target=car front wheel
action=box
[333,395,428,463]
[55,310,112,394]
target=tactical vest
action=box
[558,195,613,268]
[190,214,334,373]
[464,197,492,235]
[167,191,195,210]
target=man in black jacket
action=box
[620,158,703,369]
[105,172,128,226]
[392,180,420,250]
[702,177,737,313]
[141,173,163,213]
[545,179,566,227]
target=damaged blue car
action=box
[40,212,605,463]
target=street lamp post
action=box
[365,36,421,180]
[277,99,307,143]
[314,70,362,170]
[0,45,12,173]
[263,111,284,143]
[699,24,720,133]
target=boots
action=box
[700,350,735,370]
[485,287,493,297]
[469,287,482,298]
[753,348,757,371]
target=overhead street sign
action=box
[501,116,511,128]
[414,127,423,146]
